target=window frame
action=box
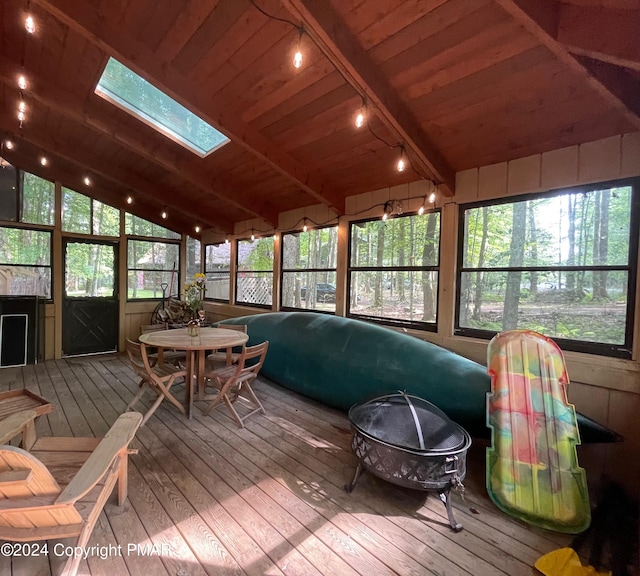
[280,224,338,314]
[0,224,53,301]
[126,237,181,301]
[347,210,442,331]
[454,177,640,358]
[235,236,274,309]
[203,241,231,303]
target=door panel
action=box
[63,240,118,356]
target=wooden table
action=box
[139,327,248,418]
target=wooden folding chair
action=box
[0,409,142,576]
[206,324,248,368]
[140,323,186,367]
[125,338,187,425]
[202,341,269,428]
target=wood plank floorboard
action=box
[0,354,575,576]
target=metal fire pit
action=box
[345,392,471,531]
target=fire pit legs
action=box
[344,462,363,493]
[345,392,472,533]
[439,490,463,532]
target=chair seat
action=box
[202,341,269,428]
[125,339,188,425]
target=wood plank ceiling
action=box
[0,0,638,236]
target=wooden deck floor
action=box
[0,354,576,576]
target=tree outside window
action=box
[456,178,639,357]
[281,226,338,313]
[348,211,441,329]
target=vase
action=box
[187,322,199,337]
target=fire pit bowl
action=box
[345,392,471,531]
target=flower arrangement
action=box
[183,273,206,319]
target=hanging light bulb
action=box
[250,229,255,242]
[428,192,436,204]
[354,99,366,128]
[161,208,168,219]
[293,28,303,68]
[303,218,308,233]
[17,110,26,122]
[225,236,229,244]
[5,140,14,150]
[18,101,26,113]
[194,225,201,233]
[83,176,91,186]
[396,148,406,172]
[126,194,133,205]
[39,156,47,166]
[418,204,425,216]
[18,75,27,90]
[25,15,35,34]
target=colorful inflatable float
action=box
[217,312,619,443]
[486,330,591,533]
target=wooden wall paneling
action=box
[366,0,491,68]
[442,96,629,169]
[155,0,223,64]
[172,0,247,77]
[397,21,539,99]
[0,3,22,65]
[240,59,338,126]
[188,3,268,88]
[412,46,551,118]
[381,3,504,85]
[250,69,345,133]
[312,132,390,172]
[339,0,441,47]
[431,62,572,130]
[267,86,357,146]
[202,23,296,107]
[136,0,187,53]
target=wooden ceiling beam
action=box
[0,57,278,226]
[495,0,640,128]
[0,114,234,233]
[283,0,456,196]
[31,0,346,214]
[557,4,640,73]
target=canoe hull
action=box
[219,312,619,443]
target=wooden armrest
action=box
[56,412,142,505]
[0,410,38,447]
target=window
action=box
[125,213,180,239]
[204,242,231,302]
[456,178,639,358]
[348,212,441,328]
[127,239,179,300]
[0,226,52,298]
[62,188,120,236]
[186,236,201,280]
[281,226,338,313]
[96,57,229,157]
[21,171,54,226]
[236,236,273,307]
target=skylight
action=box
[95,57,229,157]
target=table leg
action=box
[185,350,196,419]
[197,350,206,401]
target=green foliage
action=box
[21,172,54,226]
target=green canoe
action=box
[219,312,620,443]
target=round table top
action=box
[139,327,248,350]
